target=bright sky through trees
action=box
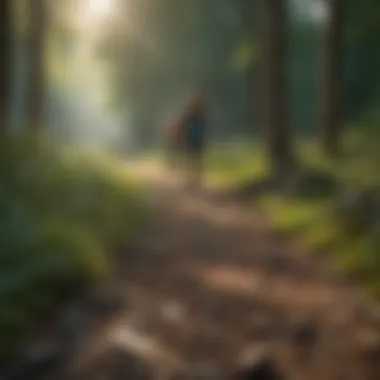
[87,0,113,17]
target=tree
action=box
[342,0,380,125]
[98,0,248,148]
[27,0,47,133]
[0,0,12,130]
[261,0,294,172]
[321,0,343,157]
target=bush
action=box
[0,136,147,357]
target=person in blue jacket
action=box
[182,94,207,187]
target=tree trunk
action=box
[261,0,294,173]
[321,0,343,157]
[0,0,12,130]
[27,0,46,134]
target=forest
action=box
[0,0,380,379]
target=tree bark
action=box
[261,0,294,172]
[321,0,343,157]
[27,0,46,134]
[0,0,12,130]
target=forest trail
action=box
[51,162,380,380]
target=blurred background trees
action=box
[0,0,12,130]
[0,0,377,154]
[3,0,379,156]
[1,0,380,364]
[27,0,46,133]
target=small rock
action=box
[235,345,284,380]
[106,325,184,379]
[161,301,186,325]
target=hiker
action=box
[182,94,207,187]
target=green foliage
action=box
[288,23,321,131]
[98,0,253,146]
[342,0,380,123]
[231,40,259,72]
[260,193,380,296]
[0,136,147,357]
[206,135,380,298]
[205,142,269,188]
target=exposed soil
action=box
[15,163,380,380]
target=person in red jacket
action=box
[182,94,207,187]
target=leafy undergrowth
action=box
[205,133,380,298]
[260,195,380,297]
[205,142,269,188]
[0,136,147,357]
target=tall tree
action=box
[261,0,294,172]
[342,0,380,124]
[321,0,343,157]
[99,0,247,147]
[27,0,46,133]
[0,0,12,130]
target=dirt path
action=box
[51,164,380,379]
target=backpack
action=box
[186,113,205,147]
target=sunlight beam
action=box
[87,0,112,16]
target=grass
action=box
[261,194,380,297]
[203,132,380,298]
[0,136,147,358]
[205,142,269,188]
